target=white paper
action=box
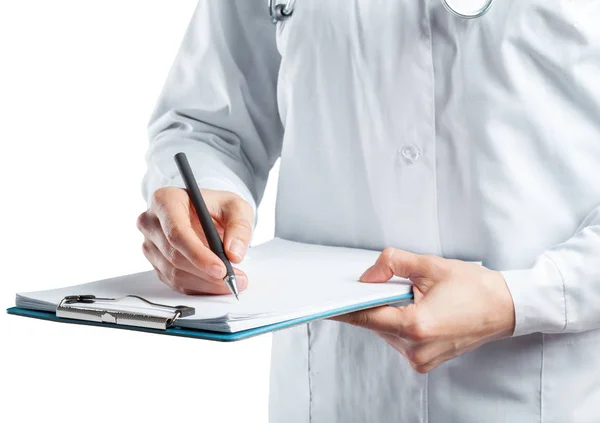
[16,238,412,333]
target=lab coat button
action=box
[399,145,421,164]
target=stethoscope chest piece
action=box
[441,0,495,19]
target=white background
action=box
[0,1,279,422]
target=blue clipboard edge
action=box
[6,292,413,342]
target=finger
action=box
[377,331,412,357]
[142,214,228,281]
[170,266,248,295]
[406,335,492,374]
[377,331,446,374]
[376,333,447,374]
[143,240,248,294]
[151,264,196,295]
[220,196,254,263]
[332,306,408,336]
[139,212,225,281]
[336,302,431,342]
[360,249,449,284]
[154,196,227,279]
[409,355,455,374]
[359,248,423,282]
[144,237,249,291]
[144,240,195,291]
[415,337,490,374]
[144,250,199,295]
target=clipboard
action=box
[6,292,414,342]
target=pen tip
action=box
[235,293,240,301]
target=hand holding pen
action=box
[136,153,253,298]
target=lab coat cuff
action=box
[501,254,567,337]
[143,141,259,227]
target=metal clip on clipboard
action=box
[56,295,195,330]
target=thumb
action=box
[221,195,254,263]
[360,248,439,284]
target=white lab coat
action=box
[143,1,600,422]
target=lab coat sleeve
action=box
[142,0,283,215]
[502,204,600,336]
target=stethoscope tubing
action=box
[268,0,495,22]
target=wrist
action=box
[488,270,517,337]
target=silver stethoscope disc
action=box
[441,0,495,19]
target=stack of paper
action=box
[15,238,413,333]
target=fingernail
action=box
[209,264,224,279]
[229,239,247,260]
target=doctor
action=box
[137,0,600,422]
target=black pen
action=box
[174,152,240,300]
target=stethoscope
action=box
[268,0,495,22]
